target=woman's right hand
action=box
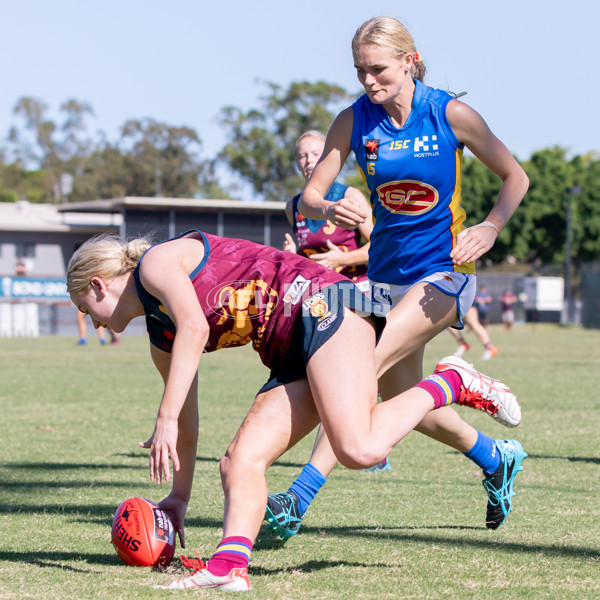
[325,197,367,229]
[140,414,180,485]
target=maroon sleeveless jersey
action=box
[133,230,348,368]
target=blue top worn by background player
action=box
[266,15,529,542]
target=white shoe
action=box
[434,356,521,427]
[453,343,469,358]
[155,564,251,591]
[481,345,499,361]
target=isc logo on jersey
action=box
[376,180,439,215]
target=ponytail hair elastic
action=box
[414,52,422,63]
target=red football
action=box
[111,497,176,567]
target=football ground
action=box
[0,323,598,599]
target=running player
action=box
[499,289,518,330]
[474,285,493,326]
[266,15,529,542]
[67,230,522,591]
[451,304,498,360]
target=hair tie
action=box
[414,52,422,63]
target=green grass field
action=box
[0,324,599,599]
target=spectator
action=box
[14,258,27,277]
[474,285,492,326]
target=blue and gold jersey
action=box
[350,79,475,285]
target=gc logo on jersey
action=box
[364,138,380,161]
[376,180,439,215]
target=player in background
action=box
[266,15,529,543]
[499,289,519,330]
[67,230,523,591]
[76,309,119,345]
[474,285,492,326]
[451,303,498,360]
[284,130,372,294]
[283,130,391,472]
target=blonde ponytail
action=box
[67,233,152,294]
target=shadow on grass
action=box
[0,502,119,517]
[0,549,390,575]
[526,453,600,465]
[117,452,230,466]
[0,521,597,570]
[2,462,143,470]
[0,480,142,490]
[1,454,307,471]
[255,524,600,562]
[0,550,117,569]
[249,559,392,576]
[116,452,307,469]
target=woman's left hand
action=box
[159,493,188,548]
[283,233,297,253]
[450,223,498,265]
[310,240,345,270]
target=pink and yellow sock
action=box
[207,536,252,576]
[415,369,463,409]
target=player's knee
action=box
[219,451,246,483]
[333,442,385,470]
[219,449,265,483]
[218,454,231,484]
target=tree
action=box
[569,153,600,264]
[218,81,354,202]
[460,148,600,268]
[117,119,203,198]
[353,148,600,267]
[67,118,228,202]
[2,98,227,203]
[7,97,94,202]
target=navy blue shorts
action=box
[258,281,385,394]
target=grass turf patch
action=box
[0,324,598,598]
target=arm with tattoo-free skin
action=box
[143,345,199,548]
[446,100,529,266]
[300,108,368,229]
[309,186,372,269]
[137,239,208,544]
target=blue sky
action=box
[1,0,597,177]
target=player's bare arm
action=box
[310,186,372,268]
[139,239,209,484]
[447,100,528,265]
[300,108,366,228]
[147,344,199,548]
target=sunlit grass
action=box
[0,324,598,599]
